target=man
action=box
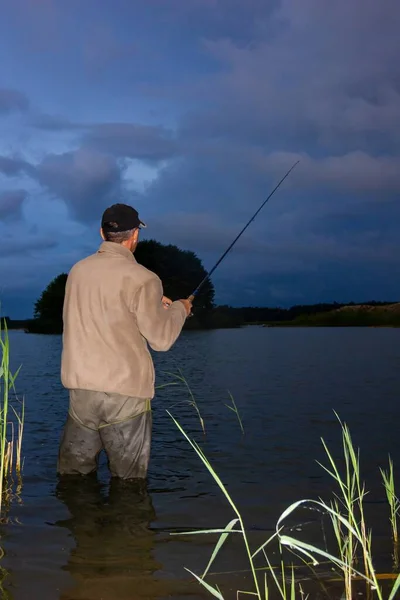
[58,203,192,480]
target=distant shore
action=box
[3,301,400,333]
[260,303,400,328]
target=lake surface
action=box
[2,327,400,599]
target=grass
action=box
[0,318,24,517]
[162,369,206,433]
[224,391,244,435]
[161,370,245,436]
[380,457,400,568]
[169,409,400,600]
[316,413,372,598]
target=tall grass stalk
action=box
[380,457,399,544]
[163,370,206,433]
[225,392,244,435]
[315,413,372,599]
[12,401,24,476]
[162,372,245,437]
[0,318,24,515]
[380,456,400,568]
[0,320,11,513]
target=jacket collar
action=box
[98,241,137,262]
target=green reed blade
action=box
[388,572,400,600]
[264,572,269,600]
[202,518,240,579]
[225,391,244,434]
[172,527,241,536]
[290,565,295,600]
[185,568,225,599]
[279,534,376,587]
[251,530,280,559]
[263,553,283,598]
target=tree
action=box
[30,273,68,334]
[135,239,214,312]
[29,241,215,334]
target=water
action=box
[2,326,400,599]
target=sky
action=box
[0,0,400,318]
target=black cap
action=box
[101,203,146,233]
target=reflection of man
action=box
[56,476,160,600]
[58,203,192,479]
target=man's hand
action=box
[178,298,193,316]
[162,295,172,309]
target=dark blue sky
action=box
[1,0,400,318]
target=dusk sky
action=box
[1,0,399,318]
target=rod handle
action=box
[187,294,195,303]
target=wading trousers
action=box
[57,390,152,479]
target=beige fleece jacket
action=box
[61,241,187,399]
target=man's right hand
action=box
[178,298,193,316]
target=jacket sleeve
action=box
[133,275,188,351]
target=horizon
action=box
[1,1,400,319]
[2,294,398,323]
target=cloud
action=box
[178,1,400,155]
[144,210,282,258]
[29,116,179,162]
[0,145,145,225]
[83,23,138,73]
[84,123,178,162]
[0,190,27,221]
[132,0,400,286]
[34,147,125,222]
[263,151,400,194]
[0,234,57,258]
[0,88,29,114]
[29,112,76,132]
[143,206,400,285]
[2,0,63,54]
[0,155,30,177]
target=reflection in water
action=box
[55,476,162,600]
[0,565,13,600]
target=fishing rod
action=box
[187,160,300,303]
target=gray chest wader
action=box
[57,390,152,480]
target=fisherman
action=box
[58,203,192,480]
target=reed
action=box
[224,391,244,435]
[163,370,206,433]
[380,456,400,567]
[169,409,400,600]
[315,413,372,599]
[0,318,24,515]
[162,371,245,437]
